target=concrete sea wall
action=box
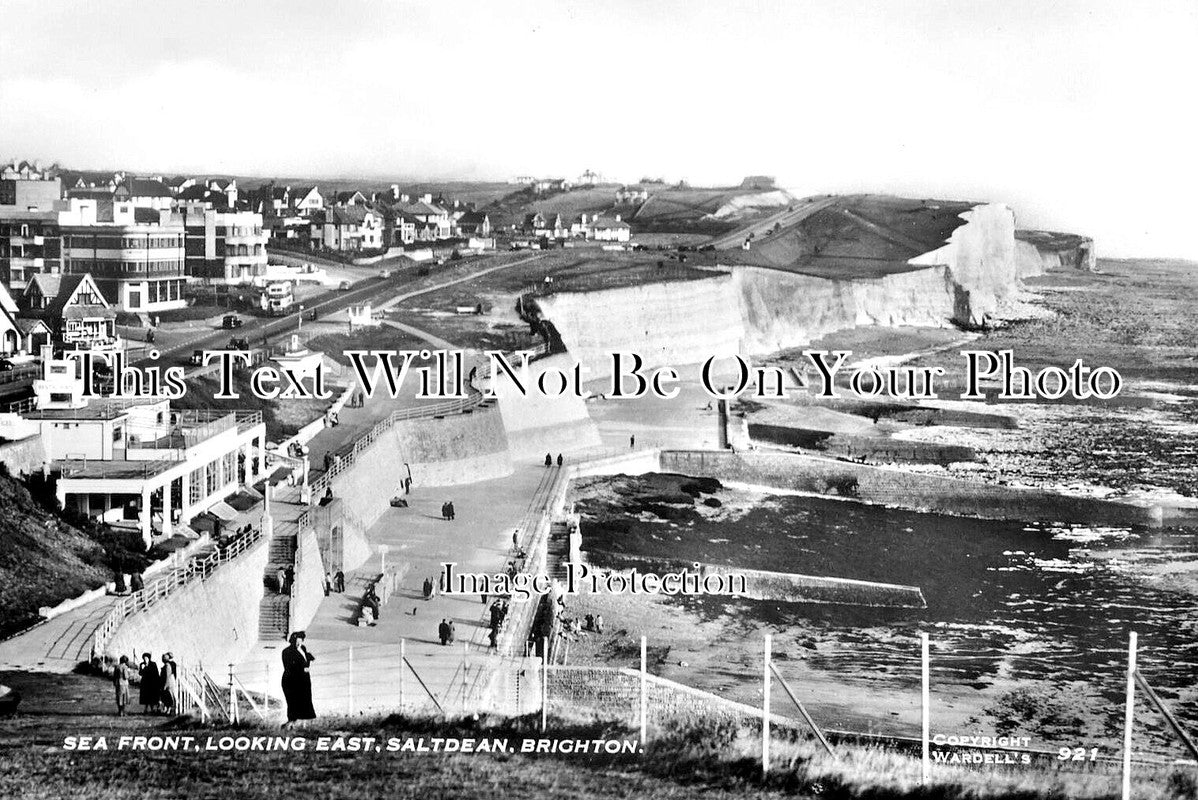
[489,353,602,461]
[106,537,268,670]
[659,449,1159,527]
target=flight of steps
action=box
[258,595,289,641]
[546,519,571,581]
[258,532,297,641]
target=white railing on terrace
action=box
[91,527,265,661]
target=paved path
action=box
[0,595,117,673]
[236,460,556,715]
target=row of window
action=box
[71,258,184,275]
[225,244,265,257]
[65,235,184,249]
[187,450,239,506]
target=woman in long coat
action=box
[138,653,160,714]
[159,653,177,714]
[281,631,316,725]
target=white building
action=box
[26,362,268,546]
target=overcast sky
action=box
[1,0,1195,258]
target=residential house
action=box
[177,205,269,283]
[615,185,649,205]
[311,206,383,252]
[522,211,567,239]
[0,282,23,355]
[115,178,176,210]
[333,190,368,207]
[21,273,119,351]
[456,210,491,238]
[590,214,631,242]
[290,186,323,215]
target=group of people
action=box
[323,570,345,595]
[347,391,367,409]
[487,600,510,648]
[544,453,564,467]
[362,586,381,626]
[440,501,456,521]
[275,565,295,595]
[421,575,440,601]
[112,652,178,717]
[437,618,456,646]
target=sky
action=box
[1,0,1195,259]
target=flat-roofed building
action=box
[60,199,187,313]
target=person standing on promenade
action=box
[281,632,316,727]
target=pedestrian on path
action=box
[323,571,331,596]
[512,529,519,549]
[447,620,456,644]
[447,501,455,521]
[438,619,450,646]
[545,453,552,467]
[138,653,160,714]
[159,653,177,715]
[276,567,287,594]
[281,632,316,726]
[113,655,134,717]
[595,614,604,634]
[440,502,449,520]
[556,453,563,467]
[334,570,345,592]
[422,577,433,600]
[630,434,636,448]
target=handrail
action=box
[91,527,265,660]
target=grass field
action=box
[0,680,1191,800]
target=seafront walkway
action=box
[235,460,553,715]
[0,595,118,673]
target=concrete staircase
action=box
[258,595,290,641]
[546,519,571,581]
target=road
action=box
[706,194,841,250]
[138,252,546,367]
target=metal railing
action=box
[91,527,265,660]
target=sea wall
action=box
[536,273,744,378]
[106,537,268,670]
[0,430,47,477]
[326,401,513,530]
[488,353,602,461]
[659,449,1158,527]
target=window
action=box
[189,467,204,505]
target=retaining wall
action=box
[488,353,602,461]
[106,538,268,670]
[660,450,1158,526]
[290,527,325,634]
[0,433,47,477]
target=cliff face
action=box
[537,202,1035,373]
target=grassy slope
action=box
[0,472,109,637]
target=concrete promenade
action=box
[235,460,557,715]
[0,595,117,673]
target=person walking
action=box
[281,632,316,727]
[447,501,455,521]
[334,570,345,592]
[630,434,636,448]
[488,626,498,649]
[447,619,456,644]
[284,566,295,594]
[159,653,177,715]
[422,577,433,600]
[512,529,519,549]
[276,567,287,594]
[594,614,604,634]
[440,502,448,521]
[556,453,563,467]
[138,653,160,714]
[113,655,134,717]
[323,571,331,597]
[438,619,450,646]
[544,453,553,467]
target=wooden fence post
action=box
[1122,632,1137,800]
[640,636,647,746]
[762,634,771,779]
[921,632,930,786]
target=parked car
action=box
[228,337,250,350]
[222,314,243,329]
[190,349,204,365]
[338,280,352,291]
